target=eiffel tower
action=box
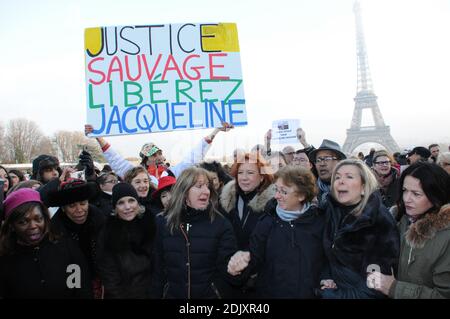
[342,1,400,154]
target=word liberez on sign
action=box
[84,23,247,136]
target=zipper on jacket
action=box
[180,224,191,299]
[211,282,222,299]
[162,282,170,299]
[407,245,413,265]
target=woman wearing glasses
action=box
[92,172,119,216]
[371,150,400,209]
[227,166,326,298]
[318,159,400,299]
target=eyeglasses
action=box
[274,187,295,196]
[315,156,338,164]
[374,161,391,166]
[104,179,118,185]
[294,158,309,163]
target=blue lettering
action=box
[121,106,137,133]
[171,102,187,129]
[106,105,122,134]
[136,104,155,132]
[228,99,247,126]
[155,103,170,130]
[209,101,226,127]
[188,102,203,128]
[92,108,106,134]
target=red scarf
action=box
[147,165,166,179]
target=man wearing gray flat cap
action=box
[308,139,347,208]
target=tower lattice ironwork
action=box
[342,1,400,154]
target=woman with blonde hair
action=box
[319,159,400,299]
[151,167,237,299]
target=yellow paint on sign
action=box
[201,23,240,52]
[85,27,103,56]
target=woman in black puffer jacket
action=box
[151,167,237,299]
[227,166,326,299]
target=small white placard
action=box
[272,119,300,144]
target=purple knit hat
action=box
[3,188,43,220]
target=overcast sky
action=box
[1,0,449,162]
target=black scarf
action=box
[105,213,155,254]
[235,187,258,226]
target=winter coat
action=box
[373,168,400,209]
[389,204,450,299]
[320,192,400,299]
[0,236,92,299]
[96,210,156,299]
[219,180,276,250]
[151,207,237,299]
[91,191,113,217]
[51,204,106,279]
[243,198,326,298]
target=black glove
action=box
[78,150,95,178]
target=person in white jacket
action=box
[84,123,234,186]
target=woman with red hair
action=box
[219,152,275,251]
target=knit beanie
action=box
[112,183,139,208]
[3,188,43,220]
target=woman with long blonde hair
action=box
[151,167,237,299]
[319,159,400,299]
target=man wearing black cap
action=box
[31,154,62,184]
[407,146,431,165]
[308,139,347,208]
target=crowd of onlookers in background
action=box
[1,124,449,299]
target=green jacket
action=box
[389,204,450,299]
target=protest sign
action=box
[84,23,247,136]
[271,119,300,144]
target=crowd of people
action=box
[0,124,449,299]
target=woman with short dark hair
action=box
[228,166,326,298]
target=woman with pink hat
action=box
[0,189,92,298]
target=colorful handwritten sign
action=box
[84,23,247,136]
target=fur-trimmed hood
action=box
[219,180,276,214]
[406,204,450,249]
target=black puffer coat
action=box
[151,206,237,299]
[320,192,400,299]
[243,199,326,298]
